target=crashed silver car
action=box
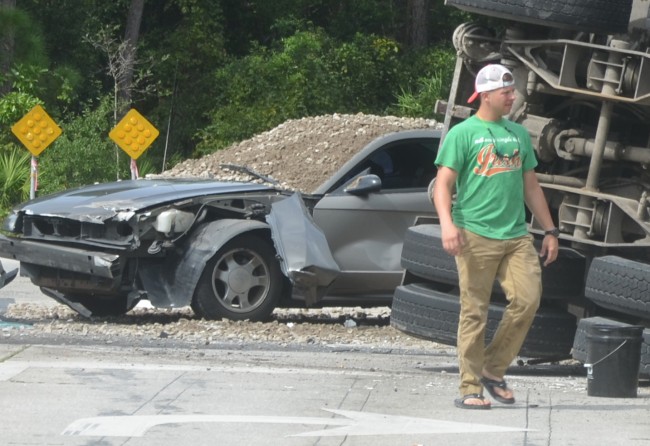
[0,129,440,320]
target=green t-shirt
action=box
[434,115,538,239]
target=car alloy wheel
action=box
[191,234,282,321]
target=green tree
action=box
[20,0,124,112]
[391,46,456,118]
[196,30,338,154]
[196,27,457,155]
[0,0,468,201]
[142,0,227,165]
[0,2,47,92]
[329,33,402,111]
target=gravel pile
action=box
[160,113,439,192]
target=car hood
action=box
[15,179,275,221]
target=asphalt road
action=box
[1,259,649,445]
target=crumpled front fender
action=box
[138,219,270,308]
[266,193,340,306]
[139,193,340,309]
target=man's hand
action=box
[441,223,465,256]
[539,234,559,266]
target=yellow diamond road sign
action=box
[109,109,159,159]
[11,105,62,157]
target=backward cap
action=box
[467,64,515,103]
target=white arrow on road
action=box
[62,409,532,437]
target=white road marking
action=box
[62,409,532,437]
[4,358,532,438]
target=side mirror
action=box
[343,174,382,195]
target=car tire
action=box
[390,282,576,358]
[571,316,649,379]
[191,234,282,321]
[401,225,460,286]
[445,0,633,34]
[400,224,503,296]
[401,224,584,301]
[585,256,650,320]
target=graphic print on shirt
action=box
[472,136,521,177]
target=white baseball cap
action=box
[467,64,515,103]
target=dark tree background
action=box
[0,0,468,201]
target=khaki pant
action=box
[455,229,541,396]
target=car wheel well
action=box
[190,231,283,321]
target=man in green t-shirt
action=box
[433,64,559,410]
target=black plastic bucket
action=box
[585,324,644,398]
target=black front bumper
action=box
[0,234,124,280]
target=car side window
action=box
[375,139,439,190]
[331,137,440,193]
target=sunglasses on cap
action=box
[500,72,514,83]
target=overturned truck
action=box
[390,0,650,377]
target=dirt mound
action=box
[161,113,440,192]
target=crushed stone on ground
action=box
[2,303,445,352]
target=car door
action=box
[312,136,440,299]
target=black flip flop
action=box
[454,393,491,410]
[481,377,515,404]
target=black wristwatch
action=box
[544,227,560,238]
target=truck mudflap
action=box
[266,193,340,306]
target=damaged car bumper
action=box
[0,234,122,279]
[0,187,342,316]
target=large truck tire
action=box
[390,282,576,358]
[445,0,633,34]
[585,256,650,320]
[401,224,585,300]
[571,316,649,379]
[400,224,463,286]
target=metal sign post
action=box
[30,156,38,200]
